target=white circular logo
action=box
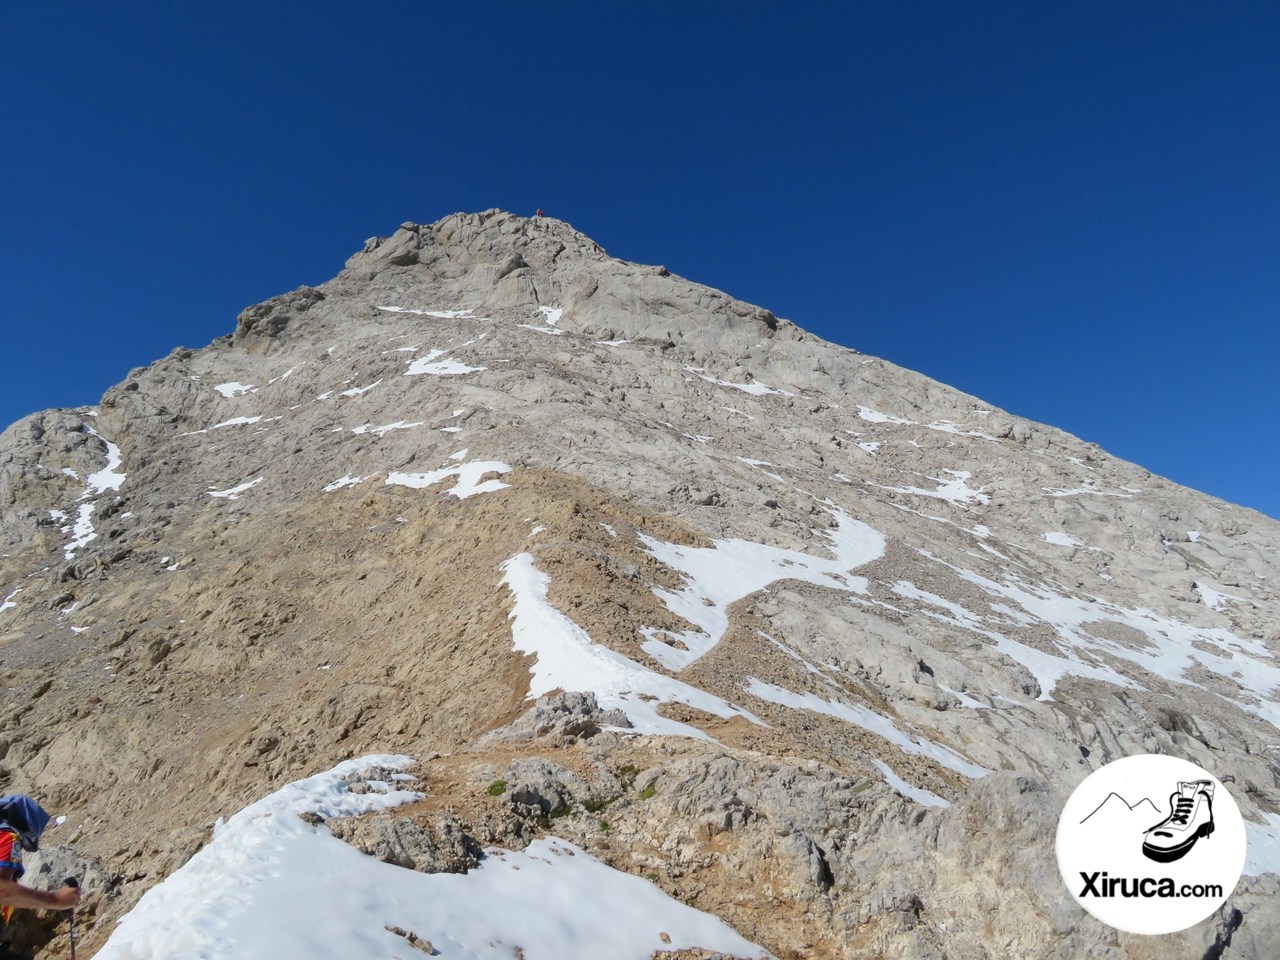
[1056,754,1246,935]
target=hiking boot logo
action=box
[1056,754,1247,936]
[1142,779,1215,863]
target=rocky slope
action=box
[1,210,1277,958]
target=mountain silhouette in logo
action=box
[1080,792,1161,826]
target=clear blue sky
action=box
[3,3,1277,519]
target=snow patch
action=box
[1043,484,1134,499]
[938,684,989,709]
[267,365,299,384]
[759,632,832,681]
[350,420,423,437]
[926,421,1001,442]
[856,405,912,425]
[501,554,765,741]
[688,368,795,397]
[84,427,126,494]
[872,470,989,505]
[893,578,1131,700]
[98,777,768,960]
[926,554,1280,728]
[744,678,989,778]
[386,461,512,499]
[323,475,366,493]
[215,416,264,429]
[64,503,97,559]
[214,382,257,398]
[737,457,785,483]
[870,759,952,809]
[856,407,999,442]
[639,509,885,671]
[181,416,281,437]
[59,424,128,559]
[1196,582,1247,611]
[1244,810,1280,876]
[339,379,382,397]
[377,305,475,319]
[405,350,485,377]
[209,477,264,500]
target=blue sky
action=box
[3,3,1277,519]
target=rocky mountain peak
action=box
[1,213,1278,958]
[346,209,608,276]
[328,209,782,350]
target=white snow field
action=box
[213,381,256,398]
[84,426,127,493]
[207,477,264,500]
[94,756,770,960]
[59,423,129,560]
[0,587,20,613]
[404,348,485,376]
[1245,810,1280,876]
[501,553,764,740]
[386,460,512,499]
[686,366,795,397]
[743,678,990,779]
[869,759,952,809]
[870,469,990,505]
[639,507,886,671]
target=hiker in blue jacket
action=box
[0,795,79,924]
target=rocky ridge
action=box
[0,209,1277,958]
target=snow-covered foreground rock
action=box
[96,757,769,960]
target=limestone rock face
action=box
[1,210,1277,958]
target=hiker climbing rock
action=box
[0,795,79,922]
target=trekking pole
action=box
[64,877,79,960]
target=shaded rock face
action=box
[233,286,326,354]
[0,209,1277,958]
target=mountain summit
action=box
[1,211,1277,958]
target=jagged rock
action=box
[482,691,631,744]
[501,758,597,819]
[327,814,482,875]
[22,844,110,900]
[233,285,326,354]
[384,924,436,954]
